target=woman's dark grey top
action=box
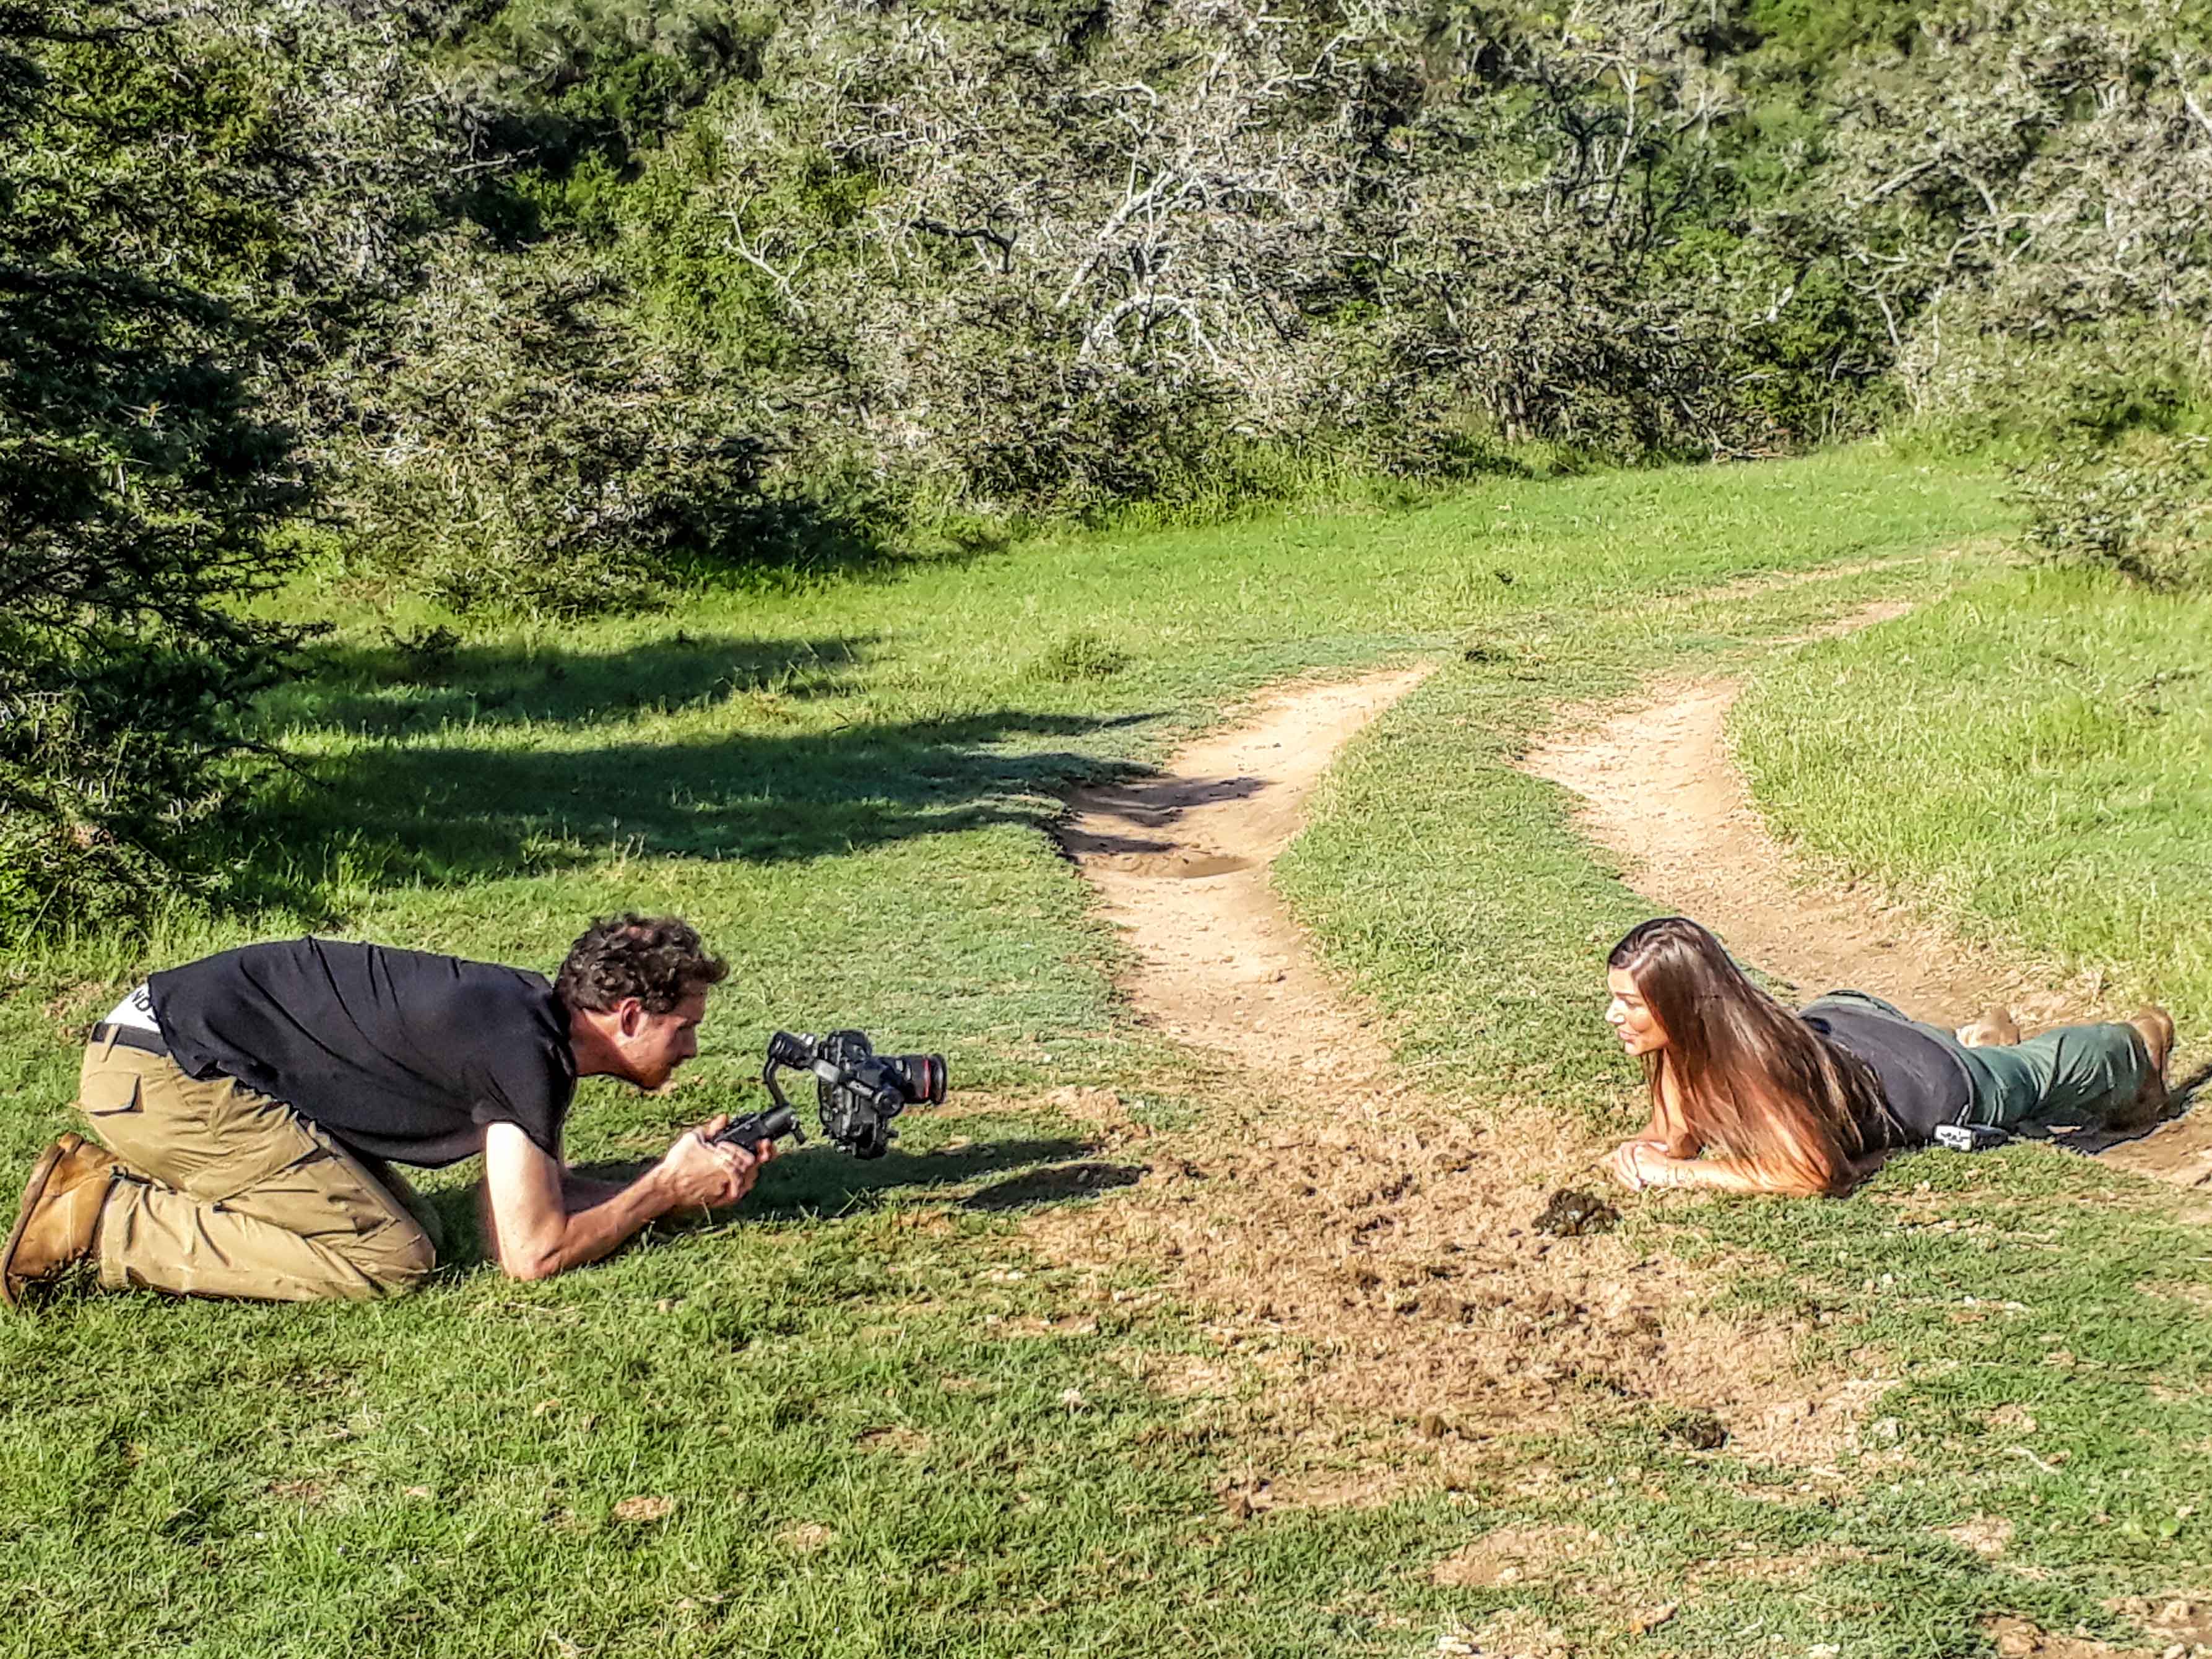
[1800,992,1974,1145]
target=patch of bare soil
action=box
[2110,1595,2212,1656]
[1431,1524,1607,1587]
[1523,623,2210,1192]
[1435,1611,1578,1659]
[1937,1515,2016,1557]
[1982,1613,2205,1659]
[1056,669,1430,1066]
[1037,670,1869,1494]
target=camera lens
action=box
[890,1054,947,1106]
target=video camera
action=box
[712,1029,947,1160]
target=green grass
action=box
[1734,563,2212,1029]
[8,447,2212,1657]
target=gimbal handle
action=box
[761,1030,821,1109]
[712,1104,797,1153]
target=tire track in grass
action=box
[1057,669,1430,1079]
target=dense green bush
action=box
[329,235,774,618]
[434,0,1850,543]
[0,0,440,933]
[2011,436,2211,589]
[1815,1,2212,446]
[443,0,773,171]
[334,0,2212,589]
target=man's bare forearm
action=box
[516,1168,687,1279]
[485,1117,766,1281]
[560,1169,632,1211]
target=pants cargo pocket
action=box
[77,1065,142,1120]
[76,1061,163,1179]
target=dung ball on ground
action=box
[1533,1187,1620,1237]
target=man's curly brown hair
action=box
[554,914,728,1014]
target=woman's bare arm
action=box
[1635,1063,1703,1158]
[1607,1130,1842,1198]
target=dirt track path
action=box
[1525,648,2212,1190]
[1039,656,2200,1659]
[1059,669,1428,1083]
[1043,669,1876,1485]
[1525,670,2084,1033]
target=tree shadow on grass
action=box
[237,695,1163,909]
[261,631,877,741]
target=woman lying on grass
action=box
[1602,917,2176,1197]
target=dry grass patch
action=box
[1029,1077,1863,1483]
[2110,1595,2212,1655]
[1938,1515,2017,1557]
[1986,1614,2155,1658]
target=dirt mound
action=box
[1039,670,1863,1488]
[1524,651,2210,1190]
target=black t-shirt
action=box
[148,938,576,1167]
[1800,998,1973,1146]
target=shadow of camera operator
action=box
[959,1161,1145,1210]
[560,1135,1099,1224]
[420,1135,1143,1271]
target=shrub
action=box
[0,0,438,934]
[330,235,776,619]
[1030,631,1130,683]
[2009,436,2211,589]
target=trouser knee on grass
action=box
[76,1037,435,1302]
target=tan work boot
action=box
[2119,1006,2177,1125]
[1956,1005,2021,1047]
[1,1134,119,1307]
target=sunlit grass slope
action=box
[1735,565,2212,1029]
[15,451,2209,1658]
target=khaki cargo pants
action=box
[79,1033,438,1301]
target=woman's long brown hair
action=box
[1608,917,1887,1192]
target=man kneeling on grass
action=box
[1,914,773,1307]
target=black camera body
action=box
[713,1029,947,1159]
